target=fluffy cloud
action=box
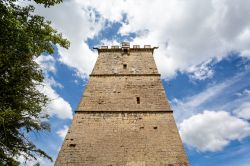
[235,102,250,120]
[56,125,69,140]
[18,154,53,166]
[34,1,103,78]
[172,70,250,123]
[46,77,64,89]
[38,80,73,120]
[33,0,250,79]
[35,54,57,74]
[179,110,250,152]
[172,76,231,122]
[234,89,250,120]
[36,55,73,119]
[187,59,214,80]
[236,89,250,97]
[118,0,250,78]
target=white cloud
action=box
[170,71,250,153]
[35,54,73,120]
[172,71,250,123]
[179,110,250,152]
[123,0,250,78]
[31,0,250,79]
[34,1,103,78]
[187,59,214,80]
[56,125,69,140]
[234,89,250,120]
[18,154,53,166]
[172,77,230,122]
[236,89,250,97]
[35,54,56,74]
[39,81,73,119]
[235,102,250,120]
[46,77,64,89]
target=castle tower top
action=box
[77,43,170,112]
[94,42,158,53]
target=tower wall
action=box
[55,112,188,166]
[92,51,158,75]
[78,76,170,112]
[55,44,189,166]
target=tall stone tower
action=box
[55,43,189,166]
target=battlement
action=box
[93,42,158,53]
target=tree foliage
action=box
[0,0,69,165]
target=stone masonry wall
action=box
[55,45,189,165]
[92,51,158,75]
[78,76,170,112]
[55,112,189,166]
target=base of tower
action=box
[55,112,189,166]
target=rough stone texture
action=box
[78,76,170,112]
[56,112,188,166]
[55,45,189,166]
[92,51,158,75]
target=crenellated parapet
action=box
[93,42,158,53]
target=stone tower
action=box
[55,43,189,166]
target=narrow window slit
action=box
[123,64,127,69]
[136,97,140,104]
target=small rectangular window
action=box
[69,144,76,147]
[136,97,140,104]
[123,64,127,69]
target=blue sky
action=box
[21,0,250,165]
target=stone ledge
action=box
[90,74,161,77]
[75,110,174,113]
